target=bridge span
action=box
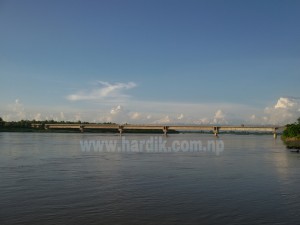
[37,124,282,139]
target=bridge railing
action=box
[40,123,281,138]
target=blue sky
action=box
[0,0,300,124]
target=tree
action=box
[0,117,3,127]
[282,117,300,139]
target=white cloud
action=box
[66,81,137,101]
[153,115,171,124]
[98,106,204,124]
[196,117,210,124]
[189,110,230,125]
[245,97,300,125]
[99,105,130,123]
[177,113,184,120]
[130,112,141,120]
[214,109,225,119]
[274,97,300,110]
[2,94,300,126]
[110,105,125,115]
[213,110,228,124]
[263,97,300,125]
[62,81,260,124]
[2,99,26,121]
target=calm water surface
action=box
[0,133,299,225]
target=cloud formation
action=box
[263,97,300,125]
[274,97,300,110]
[66,81,137,101]
[213,110,228,124]
[2,99,26,121]
[2,95,300,125]
[93,97,300,125]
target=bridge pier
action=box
[163,126,168,136]
[213,126,219,137]
[79,125,84,133]
[273,128,278,139]
[118,126,123,136]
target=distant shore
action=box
[0,127,278,135]
[0,118,282,135]
[0,127,179,134]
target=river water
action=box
[0,133,299,225]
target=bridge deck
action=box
[42,124,280,132]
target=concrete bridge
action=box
[38,124,282,138]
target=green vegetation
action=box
[282,117,300,140]
[0,117,114,132]
[0,118,176,133]
[282,117,300,149]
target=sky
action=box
[0,0,300,125]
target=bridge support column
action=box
[79,125,84,133]
[213,126,219,137]
[118,126,123,136]
[163,126,168,136]
[273,128,278,139]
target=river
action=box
[0,133,299,224]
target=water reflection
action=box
[0,133,299,225]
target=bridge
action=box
[33,124,282,139]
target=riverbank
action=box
[282,136,300,149]
[0,128,278,135]
[0,128,179,134]
[280,118,300,149]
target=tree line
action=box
[0,117,115,129]
[282,117,300,139]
